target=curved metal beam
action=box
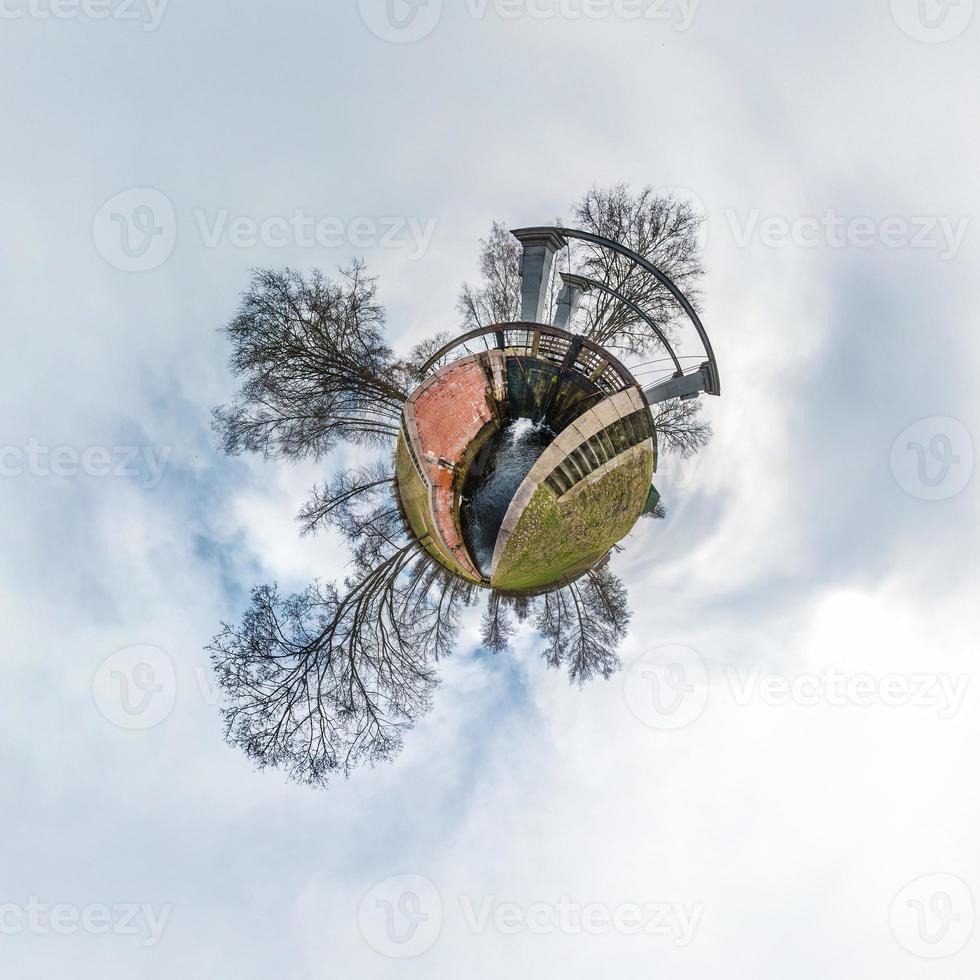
[560,272,684,377]
[417,321,639,390]
[511,226,721,395]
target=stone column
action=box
[510,227,568,324]
[554,273,592,329]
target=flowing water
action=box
[460,417,555,577]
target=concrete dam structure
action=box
[394,224,721,595]
[396,324,658,592]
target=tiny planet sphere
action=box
[396,323,658,594]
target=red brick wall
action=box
[409,358,494,580]
[412,359,494,467]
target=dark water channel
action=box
[460,418,555,577]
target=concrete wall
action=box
[397,347,656,591]
[489,386,654,587]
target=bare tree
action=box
[534,566,631,685]
[480,591,517,653]
[401,330,455,380]
[208,543,477,787]
[298,460,396,539]
[458,222,525,328]
[213,264,407,462]
[653,397,713,458]
[569,184,704,357]
[504,593,533,623]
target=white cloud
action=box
[1,2,978,977]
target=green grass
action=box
[395,437,481,583]
[395,439,430,539]
[492,448,653,591]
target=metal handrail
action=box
[417,321,642,392]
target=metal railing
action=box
[418,321,642,395]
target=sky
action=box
[2,0,979,976]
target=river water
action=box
[460,417,555,577]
